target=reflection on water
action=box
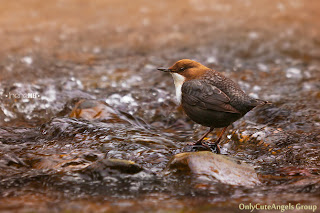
[0,0,320,212]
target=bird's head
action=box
[158,59,209,80]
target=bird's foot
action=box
[207,143,221,154]
[191,142,211,151]
[187,141,220,154]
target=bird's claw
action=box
[190,142,220,154]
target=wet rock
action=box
[166,151,260,186]
[79,158,144,180]
[290,177,320,189]
[91,159,143,174]
[69,99,149,128]
[69,99,119,121]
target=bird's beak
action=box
[157,68,171,72]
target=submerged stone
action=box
[94,159,143,174]
[166,151,260,186]
[69,99,118,121]
[81,158,144,177]
[69,99,148,127]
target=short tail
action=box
[251,99,271,107]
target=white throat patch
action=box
[171,73,185,104]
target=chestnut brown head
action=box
[158,59,209,80]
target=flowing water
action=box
[0,0,319,212]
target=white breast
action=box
[171,73,185,104]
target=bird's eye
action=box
[180,67,185,71]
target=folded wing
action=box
[181,80,240,114]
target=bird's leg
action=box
[214,126,228,145]
[211,126,228,154]
[194,127,214,145]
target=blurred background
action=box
[0,0,319,212]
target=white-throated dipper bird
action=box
[158,59,267,153]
